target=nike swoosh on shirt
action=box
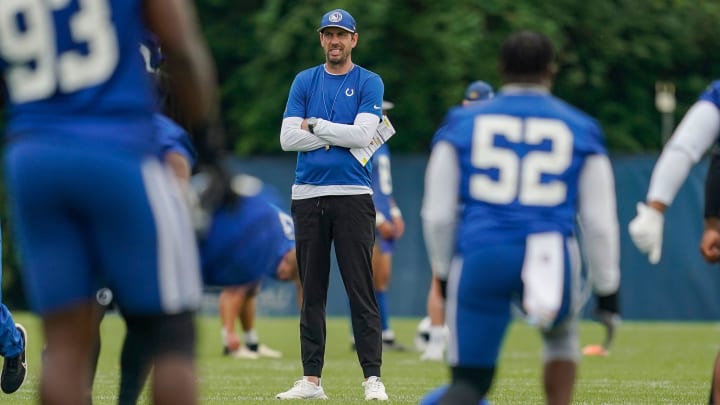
[373,105,381,110]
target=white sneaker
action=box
[362,376,388,401]
[230,346,259,360]
[420,344,444,361]
[276,379,328,400]
[257,343,282,358]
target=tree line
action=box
[3,0,720,308]
[198,0,720,155]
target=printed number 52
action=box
[470,115,573,206]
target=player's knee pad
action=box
[124,311,196,359]
[541,319,580,363]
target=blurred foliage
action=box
[4,1,720,308]
[0,175,25,310]
[196,0,720,154]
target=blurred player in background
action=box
[462,80,495,106]
[215,175,301,360]
[0,1,222,404]
[0,229,27,395]
[704,150,720,405]
[630,79,720,404]
[115,103,200,405]
[422,31,620,404]
[368,100,407,351]
[629,80,720,263]
[63,33,201,405]
[702,149,720,264]
[113,35,203,405]
[419,80,494,362]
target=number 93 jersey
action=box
[435,89,607,248]
[0,0,156,149]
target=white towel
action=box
[521,232,564,331]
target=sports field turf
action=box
[4,312,717,404]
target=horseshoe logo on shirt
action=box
[345,88,354,97]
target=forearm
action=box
[280,117,329,151]
[422,220,456,281]
[646,147,695,208]
[313,113,378,148]
[421,142,460,280]
[578,155,621,295]
[596,291,620,314]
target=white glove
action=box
[628,202,664,264]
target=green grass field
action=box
[4,312,718,404]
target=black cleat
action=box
[1,323,27,394]
[382,339,408,352]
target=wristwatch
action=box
[307,117,318,134]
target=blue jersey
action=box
[0,0,157,152]
[283,64,383,188]
[698,80,720,152]
[200,191,295,287]
[371,144,393,221]
[0,1,202,315]
[435,89,606,251]
[154,114,197,167]
[698,80,720,107]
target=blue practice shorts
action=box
[376,236,395,254]
[4,139,202,316]
[445,238,575,368]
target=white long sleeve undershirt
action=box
[577,154,620,295]
[421,142,460,280]
[279,113,379,151]
[647,101,720,205]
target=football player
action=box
[368,100,407,351]
[420,80,495,362]
[0,1,222,404]
[632,79,720,405]
[629,80,720,265]
[422,31,620,404]
[202,175,301,360]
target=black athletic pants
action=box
[292,195,382,378]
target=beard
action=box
[326,49,349,66]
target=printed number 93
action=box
[0,0,118,103]
[470,115,573,206]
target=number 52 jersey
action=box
[434,86,608,250]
